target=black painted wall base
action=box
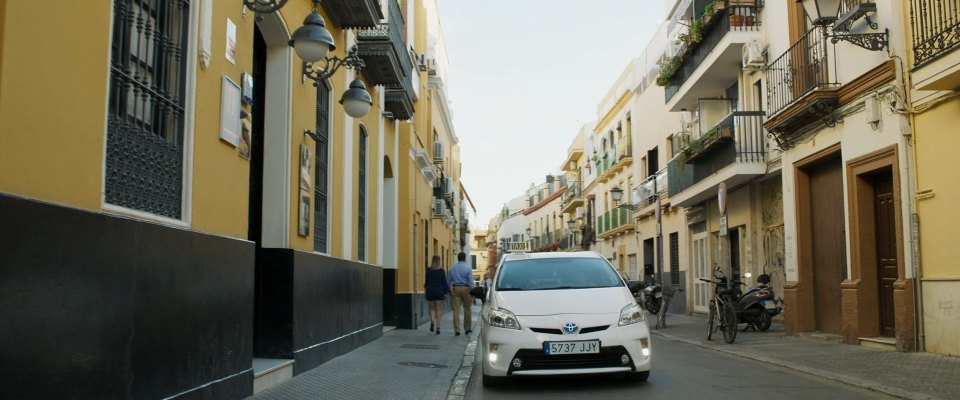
[383,269,398,326]
[254,249,383,375]
[395,293,431,329]
[0,194,254,399]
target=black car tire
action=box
[482,373,504,387]
[625,370,650,382]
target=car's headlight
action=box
[619,303,645,326]
[486,307,521,330]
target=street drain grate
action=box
[398,361,448,368]
[401,344,441,349]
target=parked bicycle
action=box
[654,285,684,329]
[699,268,741,344]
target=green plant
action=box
[703,1,716,20]
[656,55,681,87]
[690,19,704,44]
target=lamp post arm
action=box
[303,45,366,85]
[829,28,889,52]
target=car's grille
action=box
[528,325,610,335]
[508,346,630,374]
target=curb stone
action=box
[650,329,944,400]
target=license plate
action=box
[654,292,662,298]
[543,340,600,355]
[762,300,775,308]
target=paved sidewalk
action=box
[649,312,960,400]
[249,304,481,400]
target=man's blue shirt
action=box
[447,261,474,288]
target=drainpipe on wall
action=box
[899,56,926,352]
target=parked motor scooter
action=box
[641,281,663,314]
[628,279,662,314]
[736,272,782,331]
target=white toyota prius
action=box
[476,251,651,386]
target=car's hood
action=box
[493,287,634,316]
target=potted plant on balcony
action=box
[679,125,734,165]
[656,55,681,87]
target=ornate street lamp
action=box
[567,219,576,230]
[797,0,888,51]
[246,0,373,118]
[525,227,532,237]
[798,0,841,26]
[610,186,624,204]
[288,5,373,118]
[243,0,289,14]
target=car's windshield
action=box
[495,257,624,291]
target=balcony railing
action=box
[596,208,632,238]
[911,0,960,66]
[531,230,564,252]
[356,0,412,86]
[632,168,669,210]
[320,0,382,29]
[385,73,415,120]
[665,4,763,102]
[766,26,836,117]
[684,111,767,164]
[561,181,583,210]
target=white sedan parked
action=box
[476,251,651,386]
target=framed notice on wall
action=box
[220,76,241,147]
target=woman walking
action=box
[424,255,449,334]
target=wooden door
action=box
[809,158,845,334]
[875,172,897,337]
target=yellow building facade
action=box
[904,0,960,357]
[0,0,466,397]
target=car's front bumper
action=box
[479,313,652,377]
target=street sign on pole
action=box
[719,214,728,236]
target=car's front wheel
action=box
[625,370,650,382]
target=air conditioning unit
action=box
[433,142,444,161]
[742,39,766,69]
[422,165,438,182]
[432,199,445,217]
[415,148,431,169]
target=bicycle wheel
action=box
[706,300,716,340]
[722,301,738,344]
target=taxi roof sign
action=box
[506,241,530,253]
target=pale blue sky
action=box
[438,1,665,226]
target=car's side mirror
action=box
[469,286,485,298]
[628,280,643,294]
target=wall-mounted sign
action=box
[219,76,241,147]
[225,18,237,64]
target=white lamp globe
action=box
[340,79,373,118]
[288,12,336,63]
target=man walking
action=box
[447,252,474,336]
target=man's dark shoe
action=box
[430,321,434,332]
[455,332,461,336]
[465,330,472,335]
